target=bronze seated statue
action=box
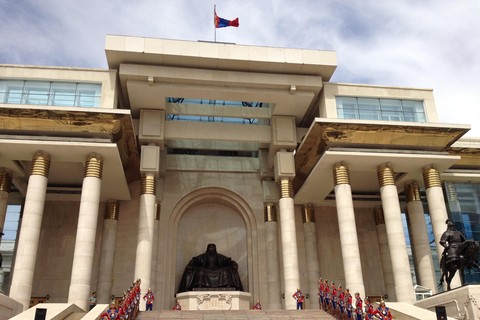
[177,243,244,293]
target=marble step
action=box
[137,309,336,319]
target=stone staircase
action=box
[137,309,336,320]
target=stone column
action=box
[374,207,396,302]
[150,202,160,293]
[423,167,462,289]
[278,178,300,310]
[97,201,120,304]
[404,183,437,294]
[0,170,12,291]
[264,204,282,309]
[134,173,156,311]
[10,152,51,310]
[332,164,365,298]
[302,204,320,309]
[68,154,104,310]
[0,170,12,239]
[378,165,415,304]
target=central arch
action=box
[162,187,260,306]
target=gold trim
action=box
[374,207,385,225]
[278,179,293,199]
[0,107,140,184]
[104,201,120,220]
[155,202,161,220]
[264,205,277,222]
[302,204,315,223]
[292,120,469,193]
[333,164,350,186]
[141,175,156,195]
[377,166,395,187]
[404,183,421,203]
[0,170,12,193]
[31,152,51,177]
[423,167,441,188]
[85,154,104,179]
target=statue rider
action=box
[440,219,466,269]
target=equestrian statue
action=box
[439,219,480,290]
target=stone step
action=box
[137,309,336,319]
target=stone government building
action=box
[0,35,479,312]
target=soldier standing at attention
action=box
[292,288,304,310]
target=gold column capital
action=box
[31,152,51,177]
[264,204,277,222]
[278,178,293,199]
[302,204,315,223]
[404,183,421,203]
[0,169,12,193]
[155,202,161,220]
[84,153,104,179]
[141,174,157,195]
[374,207,385,225]
[104,201,120,220]
[377,165,395,187]
[423,167,441,188]
[333,163,350,186]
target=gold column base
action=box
[278,179,293,199]
[404,183,421,203]
[377,166,395,187]
[333,163,350,186]
[141,175,157,195]
[104,201,120,220]
[31,152,51,177]
[85,154,104,179]
[423,167,441,189]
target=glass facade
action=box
[336,97,426,122]
[167,98,264,124]
[445,182,480,283]
[0,80,102,108]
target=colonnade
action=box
[1,150,457,310]
[263,162,453,308]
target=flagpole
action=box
[214,5,216,42]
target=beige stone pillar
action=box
[264,204,282,309]
[404,183,437,294]
[302,204,320,309]
[332,164,365,298]
[278,178,300,310]
[0,170,12,241]
[423,167,462,289]
[374,207,396,302]
[150,202,160,293]
[68,154,104,310]
[97,201,120,304]
[10,152,51,310]
[378,165,415,304]
[134,173,156,311]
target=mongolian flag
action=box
[214,6,239,28]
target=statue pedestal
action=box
[176,291,251,310]
[415,284,480,320]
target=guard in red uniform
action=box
[143,288,155,311]
[364,297,374,320]
[345,289,353,319]
[331,282,338,317]
[324,280,331,312]
[338,285,345,320]
[253,300,262,310]
[173,300,182,310]
[354,292,362,320]
[292,288,304,310]
[105,303,120,320]
[373,300,392,320]
[318,278,324,309]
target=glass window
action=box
[0,80,102,108]
[3,205,21,241]
[336,96,427,123]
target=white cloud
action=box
[0,0,479,136]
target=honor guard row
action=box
[317,278,392,320]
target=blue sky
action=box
[1,0,479,136]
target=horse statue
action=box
[439,239,480,290]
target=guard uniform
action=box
[293,290,304,310]
[373,306,392,320]
[143,291,155,311]
[318,280,325,307]
[338,287,345,315]
[364,299,374,320]
[253,302,262,310]
[346,291,352,319]
[331,284,338,310]
[324,283,331,307]
[355,295,362,320]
